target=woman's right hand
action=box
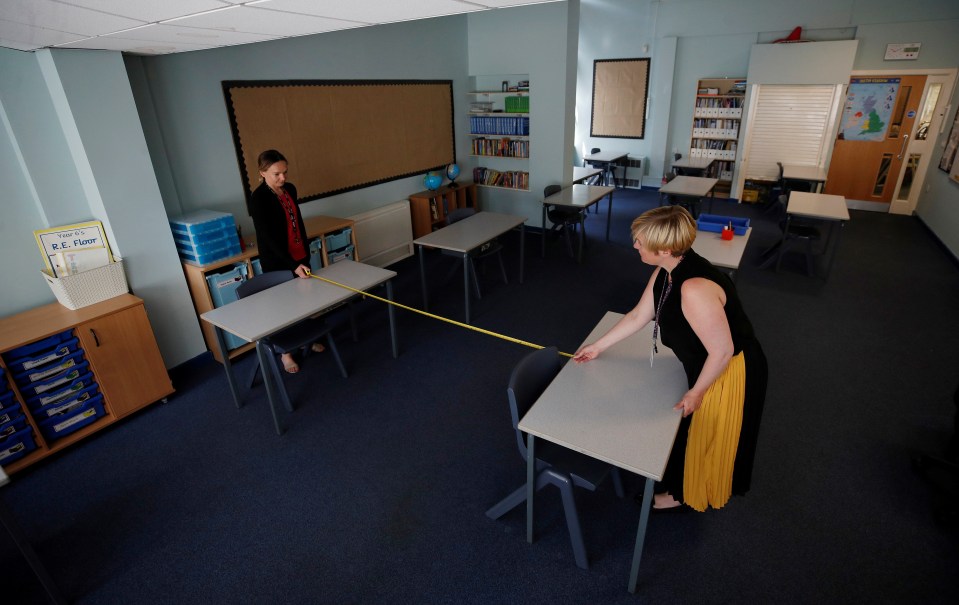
[572,343,601,363]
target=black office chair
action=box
[543,184,586,259]
[442,207,507,300]
[236,271,348,414]
[486,346,624,570]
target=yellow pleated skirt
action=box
[683,352,746,512]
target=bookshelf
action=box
[468,74,530,191]
[686,78,746,195]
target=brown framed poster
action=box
[590,58,650,139]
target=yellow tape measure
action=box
[306,271,574,358]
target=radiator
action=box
[348,200,414,268]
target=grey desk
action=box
[692,226,752,281]
[0,468,67,604]
[541,184,616,263]
[672,157,716,177]
[414,211,526,324]
[201,260,398,434]
[782,164,828,192]
[584,150,629,188]
[572,166,603,184]
[519,312,686,593]
[776,191,849,279]
[659,175,719,218]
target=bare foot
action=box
[281,353,299,374]
[653,492,682,510]
[311,342,325,354]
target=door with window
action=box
[824,75,925,206]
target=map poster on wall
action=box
[839,77,900,141]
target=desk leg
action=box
[823,220,844,281]
[0,497,67,605]
[606,191,614,241]
[386,280,398,358]
[215,327,242,409]
[628,476,655,594]
[256,340,285,435]
[541,205,547,258]
[709,190,715,215]
[519,224,526,284]
[463,253,471,325]
[526,434,535,544]
[417,245,429,311]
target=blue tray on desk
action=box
[697,214,750,236]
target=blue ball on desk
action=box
[424,172,443,191]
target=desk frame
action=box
[584,151,629,189]
[518,313,686,593]
[541,184,616,263]
[658,176,719,218]
[414,212,526,325]
[203,261,398,434]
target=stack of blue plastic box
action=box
[170,210,241,265]
[1,330,106,459]
[308,227,354,272]
[0,365,37,467]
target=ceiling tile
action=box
[259,0,483,25]
[51,0,226,24]
[0,18,90,49]
[55,35,214,55]
[0,0,144,36]
[171,5,365,37]
[92,23,275,47]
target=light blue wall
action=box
[468,1,578,223]
[128,16,473,240]
[578,0,959,256]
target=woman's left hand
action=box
[294,264,310,279]
[674,390,704,417]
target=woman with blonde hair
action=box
[574,205,767,512]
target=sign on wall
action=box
[590,58,650,139]
[839,77,900,142]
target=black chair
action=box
[235,271,348,416]
[442,207,507,300]
[543,184,587,259]
[759,192,822,276]
[486,346,624,570]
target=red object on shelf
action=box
[774,26,804,43]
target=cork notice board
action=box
[590,58,650,139]
[223,80,455,210]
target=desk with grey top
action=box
[201,260,398,434]
[519,313,686,593]
[413,211,527,324]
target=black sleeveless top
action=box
[653,249,760,387]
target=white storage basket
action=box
[41,259,129,310]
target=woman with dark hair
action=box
[249,149,324,372]
[573,205,767,512]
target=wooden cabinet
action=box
[408,183,479,239]
[181,215,357,363]
[685,78,746,195]
[0,294,173,474]
[468,74,530,191]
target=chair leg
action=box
[562,224,574,258]
[325,333,348,379]
[805,240,815,277]
[555,474,589,569]
[266,350,294,413]
[611,468,625,498]
[468,258,482,299]
[348,300,359,342]
[485,484,529,520]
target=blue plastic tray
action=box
[26,372,96,410]
[169,210,236,236]
[697,214,750,236]
[3,330,73,364]
[38,396,105,442]
[0,426,37,466]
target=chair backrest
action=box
[507,346,562,460]
[543,184,562,198]
[236,270,293,299]
[590,147,601,155]
[446,207,476,225]
[674,152,682,161]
